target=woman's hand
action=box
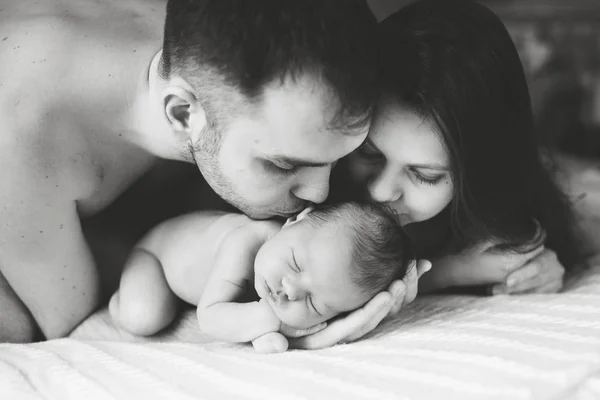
[288,259,432,350]
[491,247,565,295]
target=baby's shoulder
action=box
[222,218,282,247]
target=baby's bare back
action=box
[138,212,254,305]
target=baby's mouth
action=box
[265,281,281,305]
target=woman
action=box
[290,0,583,350]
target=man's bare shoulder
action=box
[0,0,167,197]
[0,0,165,108]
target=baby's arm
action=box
[110,211,236,336]
[197,221,283,343]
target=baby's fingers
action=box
[252,332,289,354]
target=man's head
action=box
[159,0,379,219]
[253,202,414,328]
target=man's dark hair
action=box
[161,0,379,130]
[308,202,414,297]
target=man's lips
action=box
[276,209,304,218]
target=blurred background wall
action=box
[367,0,600,158]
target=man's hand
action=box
[288,259,432,350]
[280,321,328,338]
[490,247,565,294]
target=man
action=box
[0,0,384,342]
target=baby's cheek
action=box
[276,303,323,329]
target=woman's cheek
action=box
[405,187,452,223]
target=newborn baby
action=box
[109,202,414,352]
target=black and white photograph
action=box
[0,1,599,399]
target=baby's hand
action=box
[252,323,327,353]
[252,332,289,353]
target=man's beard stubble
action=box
[190,124,255,217]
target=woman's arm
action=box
[419,242,565,295]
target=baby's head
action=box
[254,201,414,329]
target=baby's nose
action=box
[281,276,306,301]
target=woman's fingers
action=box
[403,259,431,304]
[491,248,565,294]
[289,292,392,350]
[387,259,430,315]
[344,296,394,342]
[416,259,433,278]
[506,249,564,293]
[518,279,563,294]
[388,280,407,315]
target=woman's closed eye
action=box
[412,169,445,186]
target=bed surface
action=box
[1,259,598,400]
[2,156,600,400]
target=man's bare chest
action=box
[74,137,158,218]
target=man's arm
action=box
[0,142,102,340]
[0,268,38,342]
[196,222,282,343]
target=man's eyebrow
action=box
[272,156,330,168]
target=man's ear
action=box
[163,82,206,143]
[282,206,315,228]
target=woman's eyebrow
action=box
[411,163,449,171]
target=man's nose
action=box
[368,167,402,203]
[291,166,331,205]
[280,275,306,302]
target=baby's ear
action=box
[282,206,315,228]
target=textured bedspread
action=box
[2,156,600,400]
[1,259,599,400]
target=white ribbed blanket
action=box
[1,259,599,400]
[2,155,600,400]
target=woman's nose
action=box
[368,168,402,203]
[280,275,306,301]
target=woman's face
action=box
[347,99,454,225]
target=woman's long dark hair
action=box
[374,0,582,267]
